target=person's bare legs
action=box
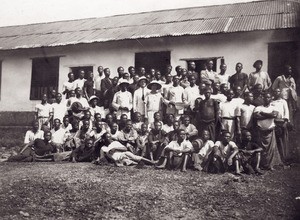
[181,154,188,172]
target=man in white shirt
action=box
[112,79,133,119]
[24,120,44,144]
[94,66,104,100]
[35,93,52,130]
[183,75,199,113]
[52,93,67,123]
[248,60,272,91]
[51,119,67,152]
[133,76,149,118]
[74,69,86,90]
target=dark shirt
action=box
[252,95,264,107]
[128,83,139,95]
[33,139,55,156]
[83,80,94,97]
[148,129,168,144]
[228,72,248,89]
[196,98,219,122]
[104,87,119,109]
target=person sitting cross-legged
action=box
[208,131,241,175]
[156,129,193,172]
[238,130,263,175]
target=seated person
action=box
[99,133,155,166]
[147,121,169,161]
[75,119,93,143]
[61,116,72,131]
[64,120,80,150]
[70,138,95,163]
[110,122,121,140]
[78,110,93,130]
[104,113,115,128]
[149,112,164,130]
[191,130,214,171]
[136,123,149,157]
[238,130,263,175]
[118,114,128,131]
[117,119,138,152]
[180,115,198,141]
[24,120,44,144]
[162,114,175,134]
[156,129,193,172]
[51,118,67,152]
[8,131,56,162]
[208,131,240,175]
[94,113,111,134]
[132,112,144,133]
[168,120,181,141]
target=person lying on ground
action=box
[156,129,193,172]
[98,132,155,167]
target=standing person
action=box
[51,118,67,152]
[211,82,227,103]
[24,120,44,144]
[103,77,118,110]
[35,93,53,130]
[145,81,163,124]
[73,87,89,108]
[219,89,239,141]
[271,88,291,163]
[128,74,140,95]
[183,75,199,117]
[195,87,220,142]
[117,66,125,79]
[162,73,173,98]
[228,63,248,95]
[187,61,199,85]
[164,75,185,120]
[180,72,190,89]
[175,65,182,77]
[133,76,149,118]
[215,63,230,86]
[235,92,255,141]
[112,79,132,119]
[272,64,297,126]
[94,66,104,104]
[101,68,112,97]
[62,72,76,99]
[128,66,136,79]
[83,71,95,99]
[52,93,67,124]
[252,84,265,107]
[139,67,146,77]
[248,60,272,91]
[200,60,216,84]
[74,69,86,90]
[89,96,106,121]
[253,92,282,170]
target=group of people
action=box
[8,59,298,175]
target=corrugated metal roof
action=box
[0,0,299,50]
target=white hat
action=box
[88,95,99,102]
[118,79,130,87]
[147,80,162,90]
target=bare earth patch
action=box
[0,162,299,219]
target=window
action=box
[135,51,171,76]
[181,57,224,73]
[30,57,60,100]
[70,66,94,80]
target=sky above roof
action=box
[0,0,262,27]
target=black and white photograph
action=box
[0,0,299,219]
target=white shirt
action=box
[94,75,104,91]
[198,140,214,157]
[162,124,174,133]
[220,100,239,118]
[89,106,106,120]
[216,74,230,85]
[211,94,227,103]
[183,85,200,110]
[52,101,67,122]
[24,130,44,144]
[35,103,52,118]
[62,81,76,92]
[112,91,133,118]
[74,78,86,90]
[249,71,272,90]
[254,105,276,130]
[180,123,198,137]
[51,128,67,144]
[271,99,289,120]
[215,141,238,158]
[145,93,162,112]
[133,87,150,115]
[165,140,193,156]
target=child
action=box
[70,138,95,163]
[238,130,263,175]
[136,123,149,157]
[156,129,193,172]
[145,81,163,124]
[179,115,198,141]
[132,112,144,133]
[191,130,214,171]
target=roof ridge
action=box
[0,0,284,29]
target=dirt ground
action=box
[0,162,299,220]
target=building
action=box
[0,0,299,125]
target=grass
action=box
[0,162,299,219]
[0,127,27,149]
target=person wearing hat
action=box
[248,60,272,91]
[163,75,186,120]
[89,95,106,121]
[112,79,133,119]
[133,76,149,119]
[144,80,163,124]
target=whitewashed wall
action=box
[0,29,298,111]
